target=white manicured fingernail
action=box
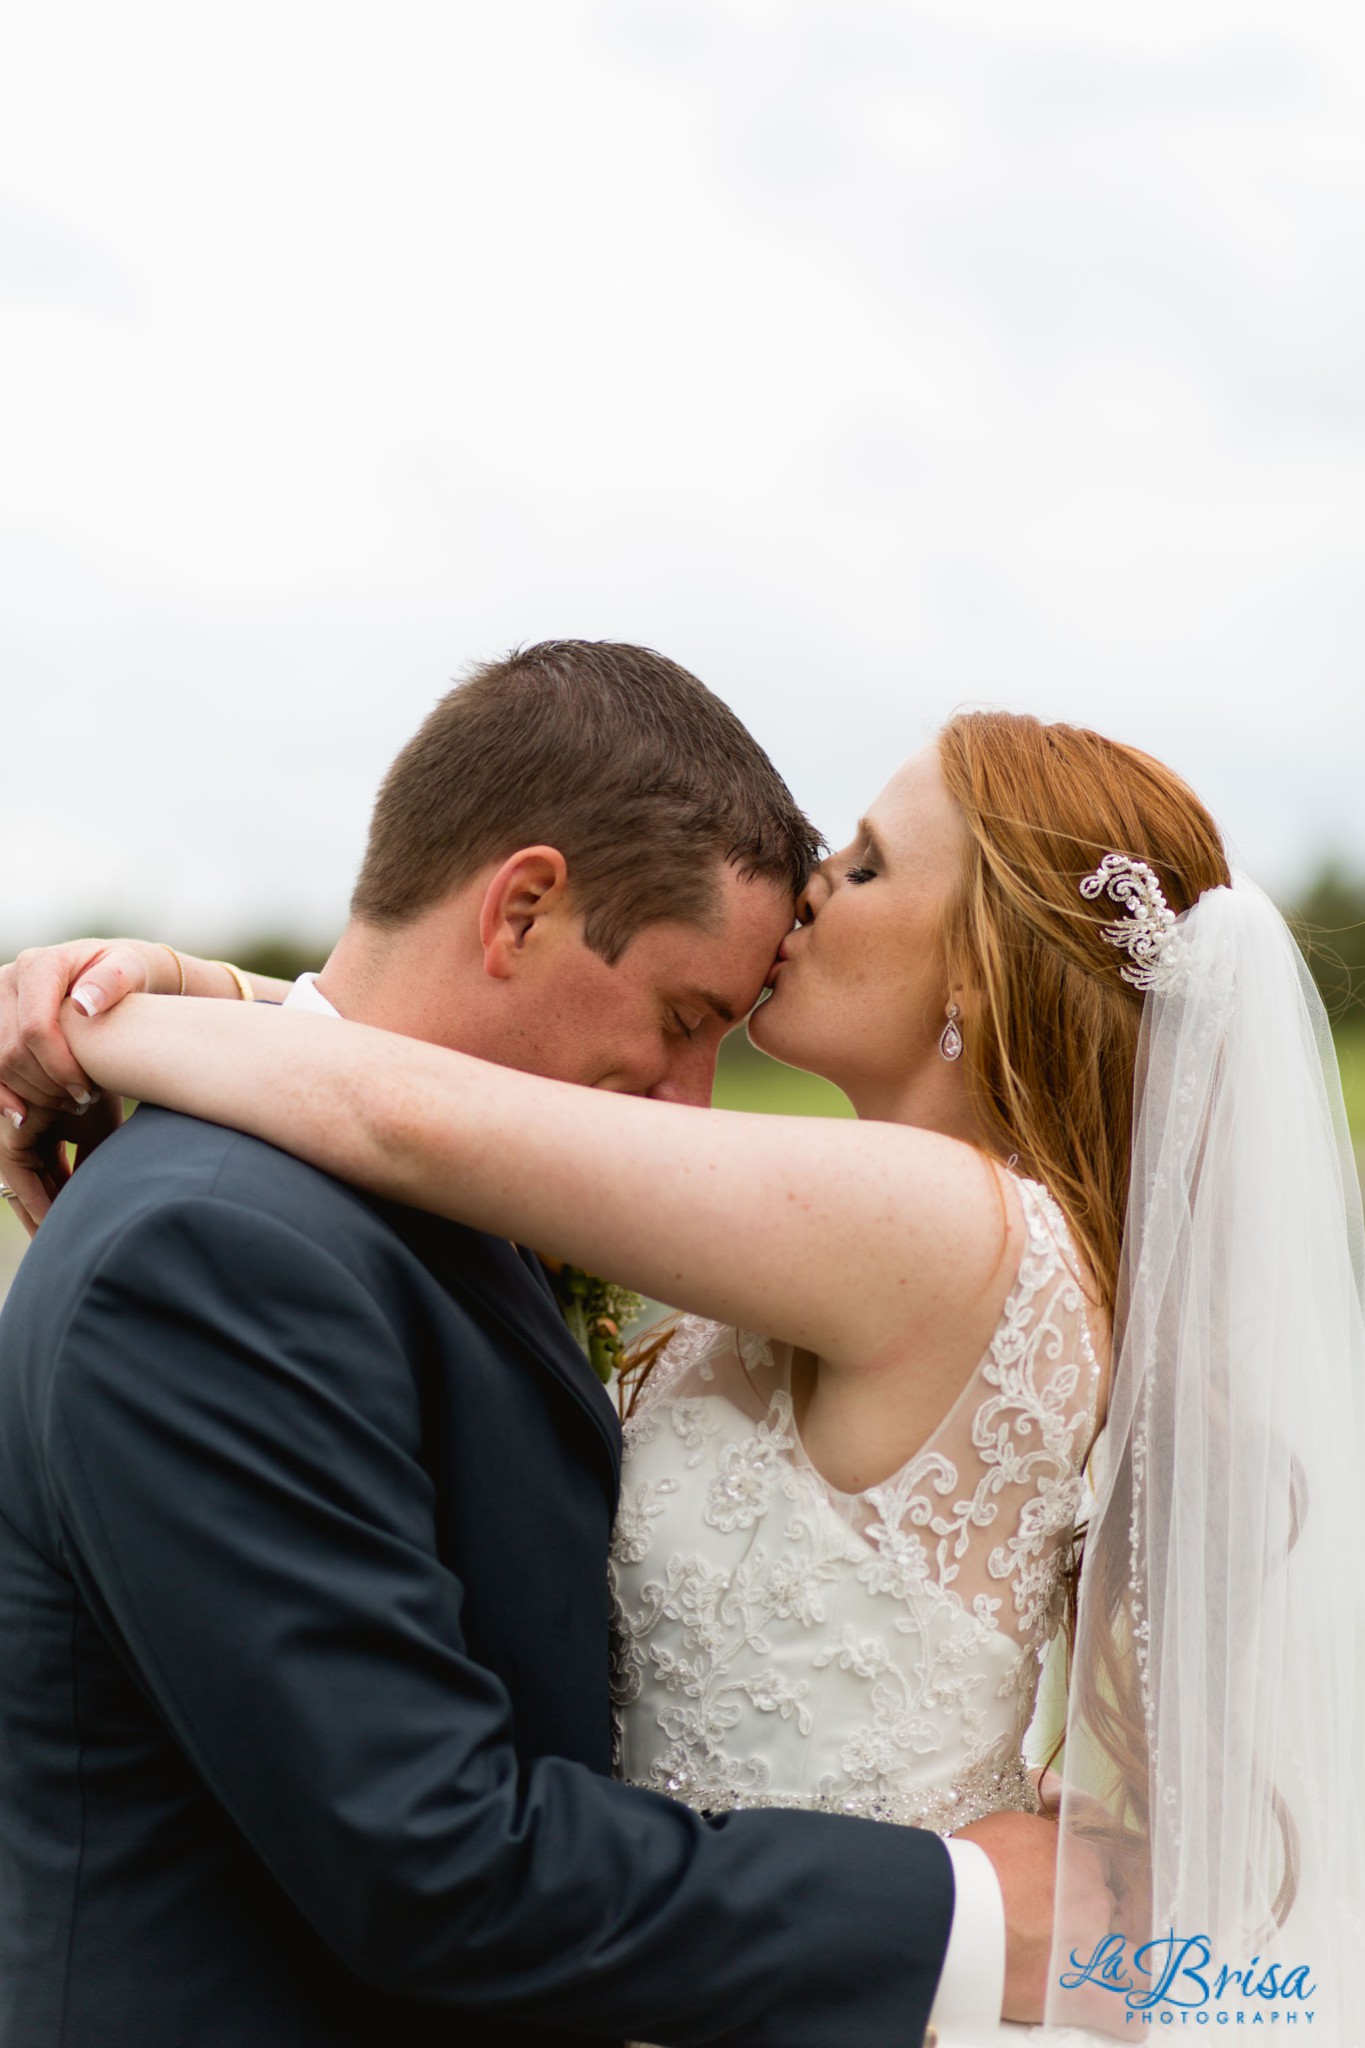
[72,984,106,1017]
[69,1089,96,1109]
[2,1108,24,1130]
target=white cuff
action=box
[926,1838,1006,2045]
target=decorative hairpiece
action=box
[1079,853,1180,992]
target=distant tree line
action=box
[1285,861,1365,1024]
[231,934,330,987]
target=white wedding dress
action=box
[610,1175,1103,1852]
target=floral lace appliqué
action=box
[610,1179,1102,1835]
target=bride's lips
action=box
[765,939,796,991]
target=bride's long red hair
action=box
[937,709,1231,1322]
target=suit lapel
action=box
[378,1203,622,1488]
[515,1244,561,1303]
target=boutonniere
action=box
[540,1259,646,1383]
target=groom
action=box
[0,642,1082,2046]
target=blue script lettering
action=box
[1129,1934,1214,2011]
[1060,1933,1139,1995]
[1061,1935,1316,2015]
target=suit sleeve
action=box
[47,1194,954,2047]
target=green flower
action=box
[545,1260,646,1383]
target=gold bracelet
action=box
[211,959,255,1003]
[155,943,187,997]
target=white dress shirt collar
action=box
[282,971,341,1019]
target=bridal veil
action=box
[1045,873,1365,2038]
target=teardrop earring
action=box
[938,1001,963,1062]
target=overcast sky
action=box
[4,0,1362,952]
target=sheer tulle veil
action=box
[1045,873,1365,2040]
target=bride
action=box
[3,708,1362,2039]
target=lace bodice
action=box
[609,1176,1103,1836]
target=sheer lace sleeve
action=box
[894,1176,1105,1655]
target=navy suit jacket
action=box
[0,1107,954,2045]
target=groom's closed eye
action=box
[668,991,738,1038]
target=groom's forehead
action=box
[624,872,794,987]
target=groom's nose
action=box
[647,1039,720,1108]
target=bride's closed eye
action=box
[844,865,877,884]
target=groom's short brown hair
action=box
[351,640,820,962]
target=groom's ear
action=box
[478,847,572,980]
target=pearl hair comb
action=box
[1079,853,1180,992]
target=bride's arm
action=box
[0,936,293,1117]
[66,997,1016,1376]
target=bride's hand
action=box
[0,938,171,1123]
[0,939,166,1231]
